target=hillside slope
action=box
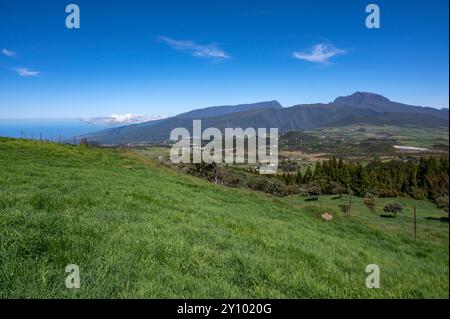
[328,112,449,128]
[175,100,283,119]
[0,138,448,298]
[82,101,283,144]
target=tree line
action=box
[279,157,449,201]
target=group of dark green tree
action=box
[167,156,448,209]
[278,157,449,202]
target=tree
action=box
[295,170,303,184]
[313,162,324,180]
[302,167,313,184]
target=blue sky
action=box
[0,0,448,119]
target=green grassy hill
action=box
[0,138,448,298]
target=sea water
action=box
[0,119,106,142]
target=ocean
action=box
[0,119,106,142]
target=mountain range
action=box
[81,92,449,144]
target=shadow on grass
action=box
[424,217,449,223]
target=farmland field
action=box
[280,125,449,160]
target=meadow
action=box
[279,125,450,160]
[305,125,449,150]
[0,138,448,298]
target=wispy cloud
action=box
[293,43,345,64]
[2,48,16,57]
[12,67,41,77]
[158,36,230,60]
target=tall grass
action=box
[0,138,448,298]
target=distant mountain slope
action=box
[199,103,377,133]
[81,118,167,144]
[83,103,376,144]
[333,92,449,120]
[82,101,283,144]
[176,100,283,118]
[82,92,449,144]
[329,112,449,128]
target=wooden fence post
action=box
[348,193,353,216]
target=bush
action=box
[327,181,346,195]
[408,187,427,200]
[363,193,377,212]
[247,177,286,197]
[279,160,299,172]
[306,182,321,196]
[283,185,300,197]
[339,204,350,214]
[377,189,399,198]
[383,203,403,217]
[435,195,449,213]
[222,174,241,187]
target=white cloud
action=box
[12,67,41,77]
[81,114,167,126]
[293,43,345,64]
[159,36,230,59]
[2,48,16,57]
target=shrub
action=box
[408,187,426,200]
[383,203,403,217]
[339,204,350,214]
[363,193,377,212]
[283,185,299,197]
[326,181,346,195]
[306,182,321,196]
[435,195,449,213]
[279,160,299,172]
[377,189,399,198]
[247,177,285,197]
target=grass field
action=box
[305,125,449,150]
[0,138,448,298]
[279,125,449,159]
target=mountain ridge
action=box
[81,92,449,144]
[175,100,283,119]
